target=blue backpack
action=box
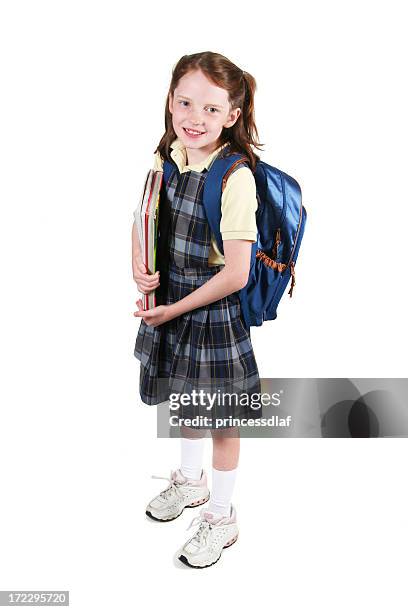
[162,149,307,329]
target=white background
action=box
[0,0,407,610]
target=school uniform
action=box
[134,138,262,428]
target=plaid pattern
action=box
[134,154,262,426]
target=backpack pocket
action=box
[245,251,286,325]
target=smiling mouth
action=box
[183,127,206,136]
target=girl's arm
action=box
[132,221,160,292]
[134,240,252,325]
[166,239,252,320]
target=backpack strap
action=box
[202,154,251,256]
[163,159,178,185]
[203,154,257,331]
[221,157,251,192]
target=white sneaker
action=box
[145,469,210,522]
[177,504,239,568]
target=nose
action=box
[189,107,204,126]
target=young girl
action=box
[132,51,263,569]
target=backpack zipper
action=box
[286,204,303,297]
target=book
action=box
[134,169,163,310]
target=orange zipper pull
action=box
[272,228,281,260]
[288,261,296,297]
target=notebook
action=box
[134,169,163,310]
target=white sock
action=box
[208,467,237,517]
[179,437,206,481]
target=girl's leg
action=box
[208,427,240,517]
[179,425,207,481]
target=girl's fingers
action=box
[135,270,160,281]
[133,299,145,316]
[135,275,160,287]
[143,278,160,287]
[137,280,160,292]
[137,277,158,286]
[137,262,160,277]
[137,286,159,295]
[135,270,160,295]
[134,309,151,317]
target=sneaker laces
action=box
[185,508,231,548]
[185,510,212,548]
[151,470,186,501]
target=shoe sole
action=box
[145,495,210,522]
[178,534,239,569]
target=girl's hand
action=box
[133,298,171,327]
[133,259,160,295]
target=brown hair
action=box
[154,51,264,173]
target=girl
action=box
[132,51,263,569]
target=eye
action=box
[207,107,219,113]
[179,100,189,107]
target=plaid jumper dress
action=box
[134,149,262,428]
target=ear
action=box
[168,92,173,115]
[224,107,241,129]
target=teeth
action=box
[185,128,204,134]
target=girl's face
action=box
[169,69,241,156]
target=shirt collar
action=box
[169,137,230,173]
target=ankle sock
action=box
[179,436,206,481]
[208,466,237,517]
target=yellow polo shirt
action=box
[153,138,258,265]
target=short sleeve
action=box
[153,151,164,171]
[220,166,258,241]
